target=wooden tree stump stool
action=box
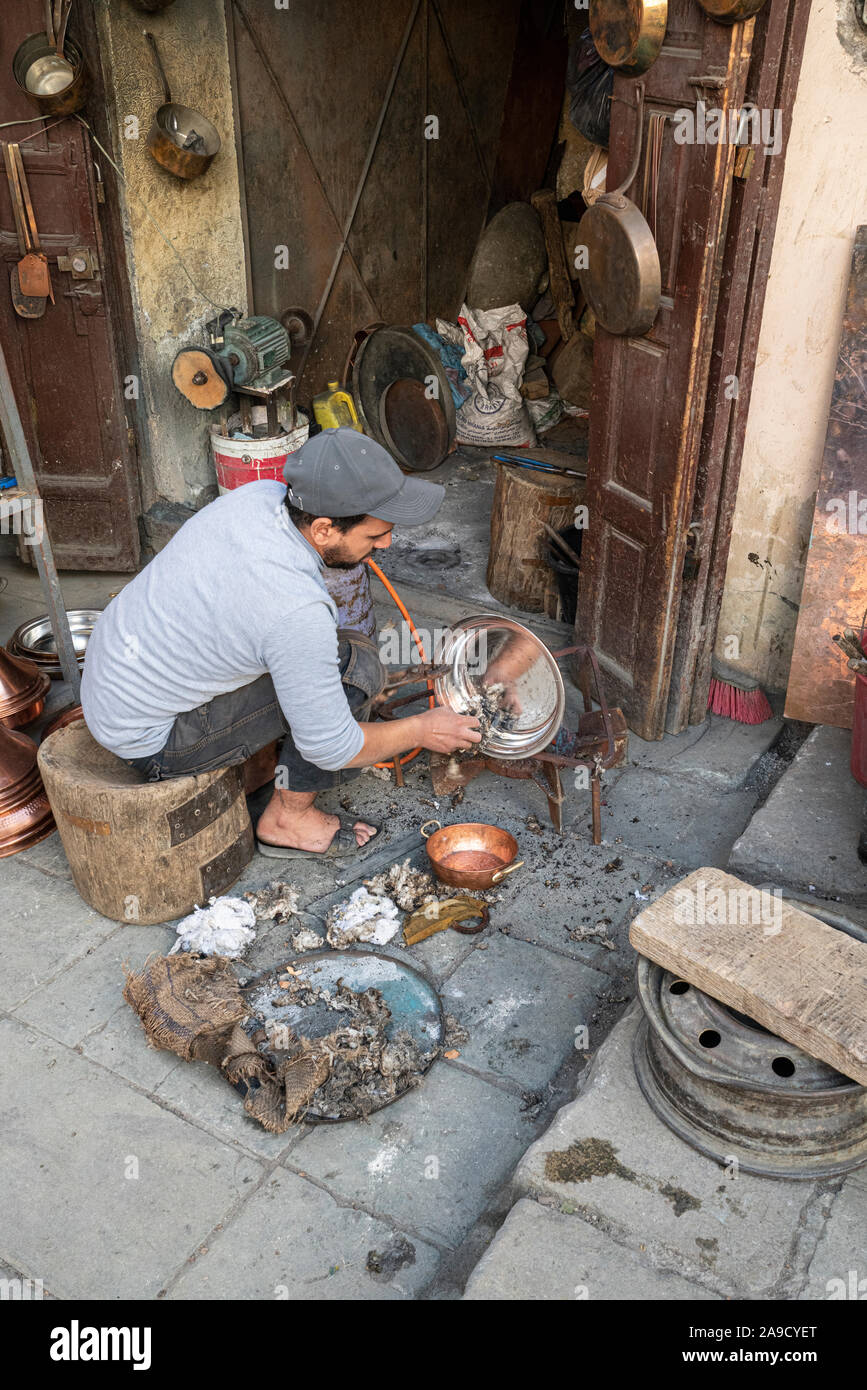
[487,460,584,617]
[38,723,254,925]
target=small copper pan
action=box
[420,820,523,891]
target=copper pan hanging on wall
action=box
[144,32,221,180]
[589,0,668,75]
[575,81,661,338]
[697,0,768,22]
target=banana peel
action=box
[403,897,489,945]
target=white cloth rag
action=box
[169,895,257,959]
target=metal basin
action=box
[9,609,99,677]
[634,957,867,1179]
[434,615,565,759]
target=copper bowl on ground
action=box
[420,820,523,891]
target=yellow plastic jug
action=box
[312,380,362,432]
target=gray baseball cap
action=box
[283,427,444,525]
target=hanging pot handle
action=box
[419,819,441,839]
[144,31,172,106]
[491,859,524,885]
[609,82,646,200]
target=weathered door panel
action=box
[0,0,140,571]
[664,0,813,730]
[576,1,753,740]
[228,0,520,397]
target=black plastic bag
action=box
[567,30,614,149]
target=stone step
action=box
[728,724,866,904]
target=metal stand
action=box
[0,340,81,699]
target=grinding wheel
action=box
[171,347,231,410]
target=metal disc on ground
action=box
[240,949,444,1122]
[351,326,454,469]
[634,957,867,1179]
[378,378,449,472]
[465,202,548,312]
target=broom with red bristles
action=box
[707,659,774,725]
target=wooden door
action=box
[226,0,523,397]
[0,0,140,571]
[576,1,753,740]
[665,0,813,731]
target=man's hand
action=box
[416,705,482,753]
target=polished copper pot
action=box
[420,820,523,891]
[0,723,55,857]
[0,647,51,729]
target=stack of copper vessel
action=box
[0,646,55,855]
[0,646,51,729]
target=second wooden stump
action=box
[487,460,584,618]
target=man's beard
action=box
[322,544,371,570]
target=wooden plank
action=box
[784,226,867,728]
[629,866,867,1085]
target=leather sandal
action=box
[256,813,380,860]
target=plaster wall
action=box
[716,0,866,694]
[93,0,247,510]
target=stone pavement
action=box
[464,1005,866,1302]
[0,553,804,1299]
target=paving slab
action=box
[12,920,174,1048]
[729,725,867,904]
[287,1061,534,1248]
[514,1004,808,1296]
[441,932,607,1091]
[0,859,120,1011]
[169,1168,439,1300]
[797,1170,867,1300]
[601,768,758,869]
[83,999,182,1093]
[153,1053,306,1161]
[627,714,784,791]
[15,830,75,880]
[463,1197,720,1300]
[494,836,679,963]
[0,1017,262,1299]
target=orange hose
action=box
[366,556,434,770]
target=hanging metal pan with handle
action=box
[697,0,768,22]
[144,31,221,180]
[575,81,661,338]
[589,0,668,76]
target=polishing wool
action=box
[326,887,401,948]
[169,896,257,958]
[289,926,325,952]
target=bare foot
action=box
[257,799,377,851]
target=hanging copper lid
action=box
[0,723,55,855]
[0,646,51,728]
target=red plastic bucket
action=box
[210,415,308,495]
[851,672,867,788]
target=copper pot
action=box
[40,702,84,741]
[144,32,221,181]
[0,723,55,856]
[0,647,51,729]
[420,820,523,891]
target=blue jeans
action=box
[125,630,385,793]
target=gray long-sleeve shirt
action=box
[81,480,365,769]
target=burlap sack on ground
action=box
[123,953,332,1133]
